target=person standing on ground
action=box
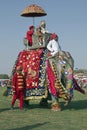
[10,66,26,110]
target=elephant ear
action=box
[64,51,74,69]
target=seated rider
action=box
[47,33,59,56]
[26,25,35,46]
[34,26,43,45]
[40,20,49,34]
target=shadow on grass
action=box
[8,122,49,130]
[61,99,87,110]
[0,108,10,112]
[24,99,51,109]
[0,103,51,113]
[0,107,19,113]
[26,103,51,109]
[26,99,87,111]
[1,99,87,112]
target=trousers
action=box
[11,90,24,109]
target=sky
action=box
[0,0,87,75]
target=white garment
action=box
[41,27,49,34]
[47,39,59,56]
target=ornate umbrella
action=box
[20,4,47,25]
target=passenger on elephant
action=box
[34,26,43,45]
[46,33,70,111]
[26,25,35,46]
[40,20,49,34]
[47,33,59,57]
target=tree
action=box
[0,74,9,79]
[74,69,87,74]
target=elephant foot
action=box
[64,96,72,106]
[51,104,61,112]
[24,100,30,107]
[64,101,69,106]
[39,98,48,107]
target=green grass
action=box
[0,87,87,130]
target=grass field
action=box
[0,87,87,130]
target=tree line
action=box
[0,74,9,79]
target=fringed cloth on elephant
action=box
[46,59,69,102]
[11,49,48,100]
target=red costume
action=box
[11,71,25,109]
[26,25,34,46]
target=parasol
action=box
[20,4,47,25]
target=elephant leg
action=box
[47,59,70,109]
[39,98,48,107]
[24,100,30,107]
[51,94,61,111]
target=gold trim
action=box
[18,79,23,81]
[24,95,46,100]
[18,83,23,85]
[18,86,24,88]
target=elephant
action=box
[5,33,86,111]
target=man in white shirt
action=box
[47,33,59,56]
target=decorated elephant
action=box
[5,33,86,111]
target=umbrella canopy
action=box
[20,4,47,17]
